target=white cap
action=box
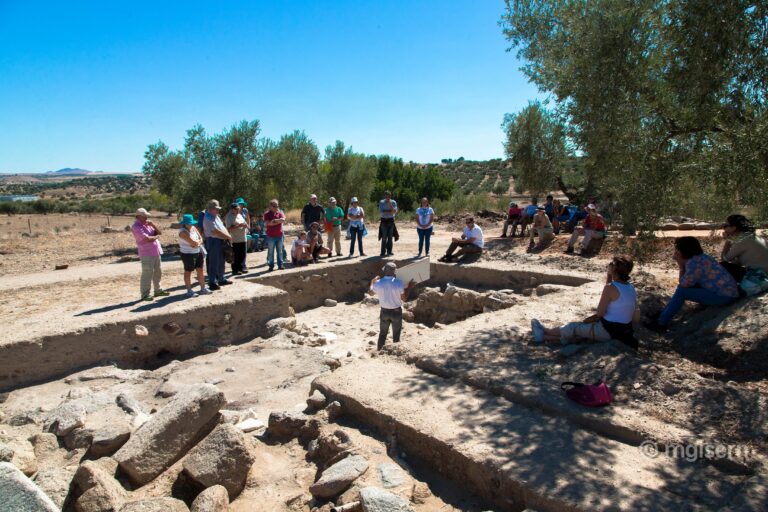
[351,197,358,202]
[587,204,597,210]
[329,197,336,203]
[135,208,150,217]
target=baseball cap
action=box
[351,197,358,203]
[587,204,597,210]
[207,199,221,210]
[382,262,397,272]
[329,197,336,203]
[135,208,150,217]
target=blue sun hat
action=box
[235,197,248,207]
[180,213,197,225]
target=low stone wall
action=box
[0,286,290,391]
[429,263,592,291]
[249,259,384,312]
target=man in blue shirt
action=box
[378,191,399,257]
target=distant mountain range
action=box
[46,168,102,175]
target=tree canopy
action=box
[501,0,768,227]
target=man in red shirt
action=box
[501,202,522,237]
[263,198,286,271]
[566,204,606,254]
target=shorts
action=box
[181,252,204,272]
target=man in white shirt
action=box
[438,217,484,263]
[369,262,416,350]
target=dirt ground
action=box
[1,212,767,510]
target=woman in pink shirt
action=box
[131,208,169,301]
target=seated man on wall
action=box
[438,217,484,263]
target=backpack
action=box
[561,381,612,407]
[740,268,768,297]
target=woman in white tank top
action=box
[178,214,210,297]
[531,255,639,349]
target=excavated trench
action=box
[1,260,590,391]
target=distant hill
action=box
[47,168,98,175]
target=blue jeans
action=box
[417,227,432,255]
[659,286,737,325]
[206,237,225,286]
[266,236,284,269]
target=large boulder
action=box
[73,458,127,512]
[44,401,87,436]
[267,411,309,439]
[182,423,255,500]
[0,462,59,512]
[120,497,189,511]
[34,465,78,509]
[190,484,229,512]
[309,454,369,498]
[0,432,38,475]
[359,487,414,512]
[113,384,226,486]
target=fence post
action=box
[28,218,32,234]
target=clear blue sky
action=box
[0,1,540,173]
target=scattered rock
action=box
[307,390,328,411]
[410,481,432,504]
[265,317,297,337]
[156,381,183,398]
[359,486,413,512]
[64,427,94,450]
[235,418,265,433]
[44,401,87,436]
[73,458,127,512]
[377,463,406,489]
[362,296,379,306]
[324,299,338,307]
[116,393,146,417]
[190,484,229,512]
[134,325,149,337]
[535,284,571,296]
[633,382,643,390]
[309,454,369,498]
[323,358,342,370]
[0,433,38,475]
[120,497,189,511]
[101,226,121,234]
[113,384,226,486]
[183,423,256,499]
[90,421,132,457]
[30,433,60,462]
[559,344,586,357]
[225,367,235,373]
[0,462,59,512]
[267,411,309,440]
[55,264,69,270]
[34,466,78,509]
[326,401,343,422]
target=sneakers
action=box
[531,318,545,343]
[199,287,212,295]
[438,255,452,263]
[140,295,153,302]
[153,289,170,297]
[564,246,574,254]
[186,289,198,298]
[360,253,367,256]
[209,283,220,290]
[219,280,233,286]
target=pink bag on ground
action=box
[561,381,612,407]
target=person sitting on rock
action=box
[720,214,768,283]
[648,237,739,330]
[501,202,522,237]
[438,217,484,263]
[531,255,639,349]
[528,206,555,251]
[291,231,313,266]
[308,222,332,263]
[565,204,605,255]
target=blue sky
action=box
[0,1,540,173]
